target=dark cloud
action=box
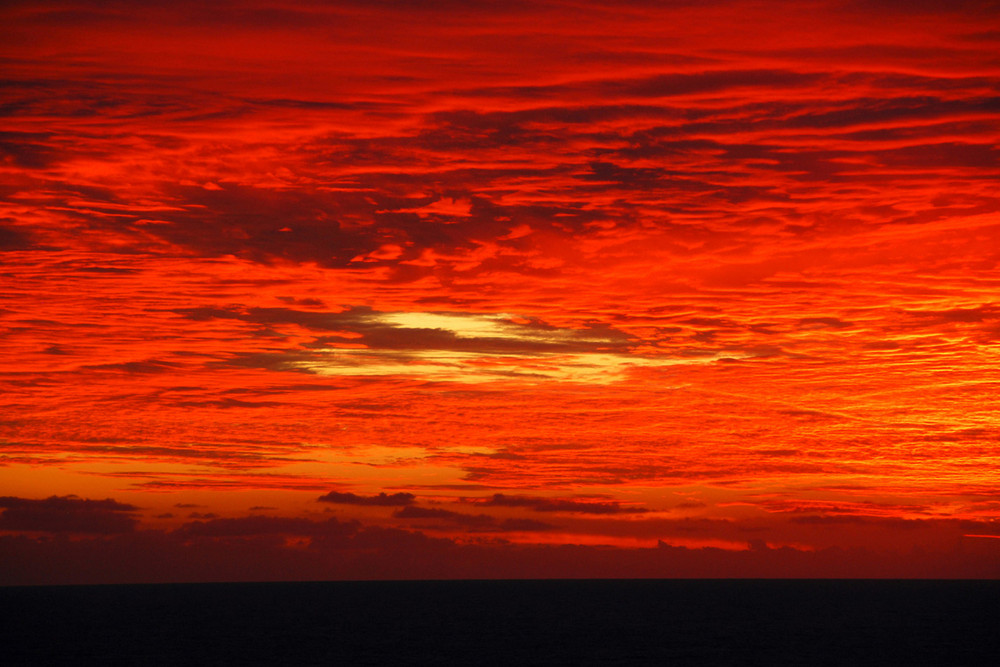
[905,305,998,324]
[392,505,556,531]
[317,491,416,506]
[85,360,181,374]
[276,296,327,308]
[0,225,33,251]
[73,266,141,274]
[169,514,467,551]
[675,501,707,509]
[876,141,999,170]
[0,495,139,534]
[124,177,602,270]
[612,69,824,98]
[173,304,376,329]
[498,518,557,532]
[393,505,496,527]
[839,0,1000,16]
[145,183,381,268]
[784,96,1000,130]
[0,496,138,512]
[335,524,455,551]
[0,133,61,169]
[462,68,825,104]
[478,493,648,514]
[798,317,853,329]
[2,528,999,586]
[176,516,358,538]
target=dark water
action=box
[1,579,997,666]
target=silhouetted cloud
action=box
[478,494,648,514]
[393,505,557,531]
[0,495,139,534]
[2,526,999,586]
[176,516,358,538]
[393,505,495,526]
[317,491,416,506]
[0,225,33,250]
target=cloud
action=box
[392,505,557,531]
[905,305,999,324]
[317,491,416,506]
[176,516,357,538]
[498,518,556,532]
[0,132,63,169]
[0,495,139,534]
[477,494,649,515]
[85,360,181,374]
[171,304,705,383]
[0,225,34,251]
[393,505,494,526]
[2,526,1000,586]
[798,317,853,330]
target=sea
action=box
[1,579,997,666]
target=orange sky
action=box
[2,0,1000,583]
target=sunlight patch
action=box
[293,308,724,385]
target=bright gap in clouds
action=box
[379,312,521,339]
[296,311,724,383]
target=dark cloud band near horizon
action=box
[1,0,999,583]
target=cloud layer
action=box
[1,0,999,582]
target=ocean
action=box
[2,579,996,665]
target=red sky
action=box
[2,0,1000,583]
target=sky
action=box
[2,0,1000,583]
